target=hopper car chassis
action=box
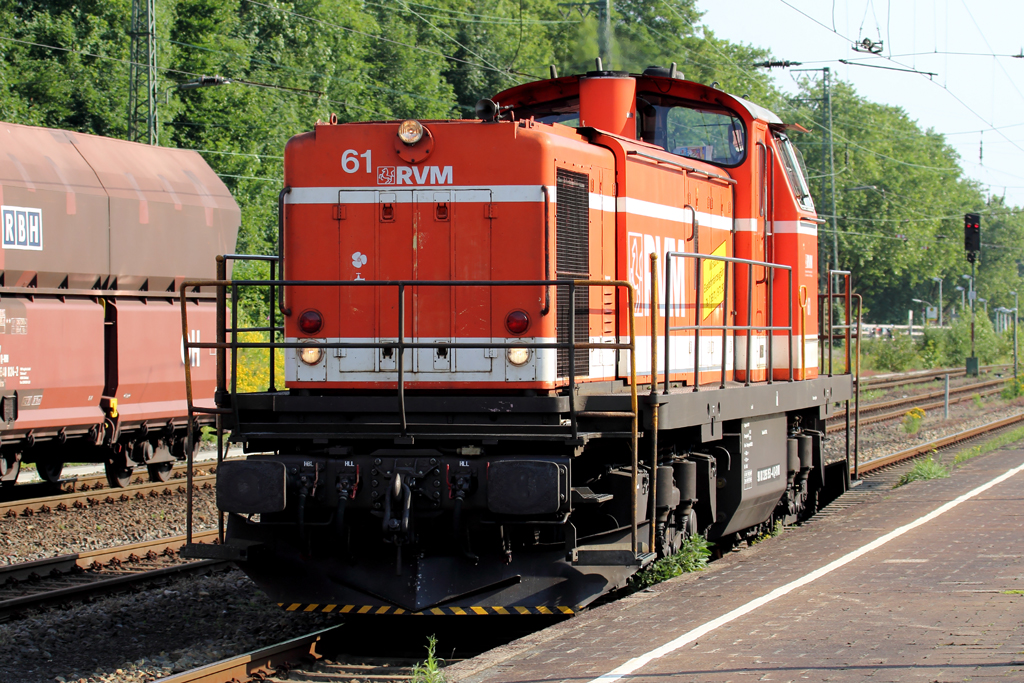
[0,285,215,488]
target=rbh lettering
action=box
[1,206,43,251]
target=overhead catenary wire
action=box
[773,0,1024,161]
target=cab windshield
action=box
[531,96,580,127]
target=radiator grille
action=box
[556,168,590,378]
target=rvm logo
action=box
[1,206,43,251]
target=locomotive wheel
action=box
[105,460,133,488]
[147,462,173,483]
[37,459,64,483]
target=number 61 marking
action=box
[342,149,372,173]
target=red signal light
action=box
[505,310,530,335]
[298,309,324,335]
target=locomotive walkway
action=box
[450,447,1024,682]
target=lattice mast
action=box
[127,0,158,145]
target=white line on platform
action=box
[588,458,1024,682]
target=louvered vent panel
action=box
[556,168,590,378]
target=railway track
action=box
[160,625,426,683]
[0,529,225,621]
[857,364,1010,391]
[853,411,1024,476]
[0,470,216,519]
[825,380,1007,434]
[159,617,542,683]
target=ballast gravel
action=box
[0,569,342,683]
[824,392,1024,465]
[1,475,219,566]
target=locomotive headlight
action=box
[299,344,324,365]
[507,347,530,366]
[397,119,424,145]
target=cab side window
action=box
[638,94,746,167]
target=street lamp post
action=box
[912,298,933,327]
[932,276,944,327]
[979,297,988,316]
[1012,291,1019,380]
[955,285,965,311]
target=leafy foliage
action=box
[1001,377,1024,400]
[863,333,919,372]
[920,315,1009,366]
[901,407,925,435]
[629,533,713,590]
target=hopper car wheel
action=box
[105,461,133,489]
[0,454,19,485]
[37,460,64,483]
[147,462,173,483]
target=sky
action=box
[698,0,1024,208]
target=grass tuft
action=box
[629,534,713,590]
[411,635,446,683]
[750,519,785,545]
[953,423,1024,468]
[894,453,949,488]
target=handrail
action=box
[181,275,639,556]
[663,251,793,391]
[818,270,859,483]
[625,150,737,185]
[278,187,292,317]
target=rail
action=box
[180,276,641,555]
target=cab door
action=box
[412,190,452,372]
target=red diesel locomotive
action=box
[184,66,854,615]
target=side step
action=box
[571,487,614,504]
[180,540,262,562]
[572,546,656,567]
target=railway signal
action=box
[964,213,981,375]
[964,212,981,262]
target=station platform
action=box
[449,446,1024,682]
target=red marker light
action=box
[505,310,530,335]
[298,309,324,335]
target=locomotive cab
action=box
[189,67,855,615]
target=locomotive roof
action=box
[493,72,783,125]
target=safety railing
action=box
[661,251,794,391]
[818,270,863,480]
[180,273,642,554]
